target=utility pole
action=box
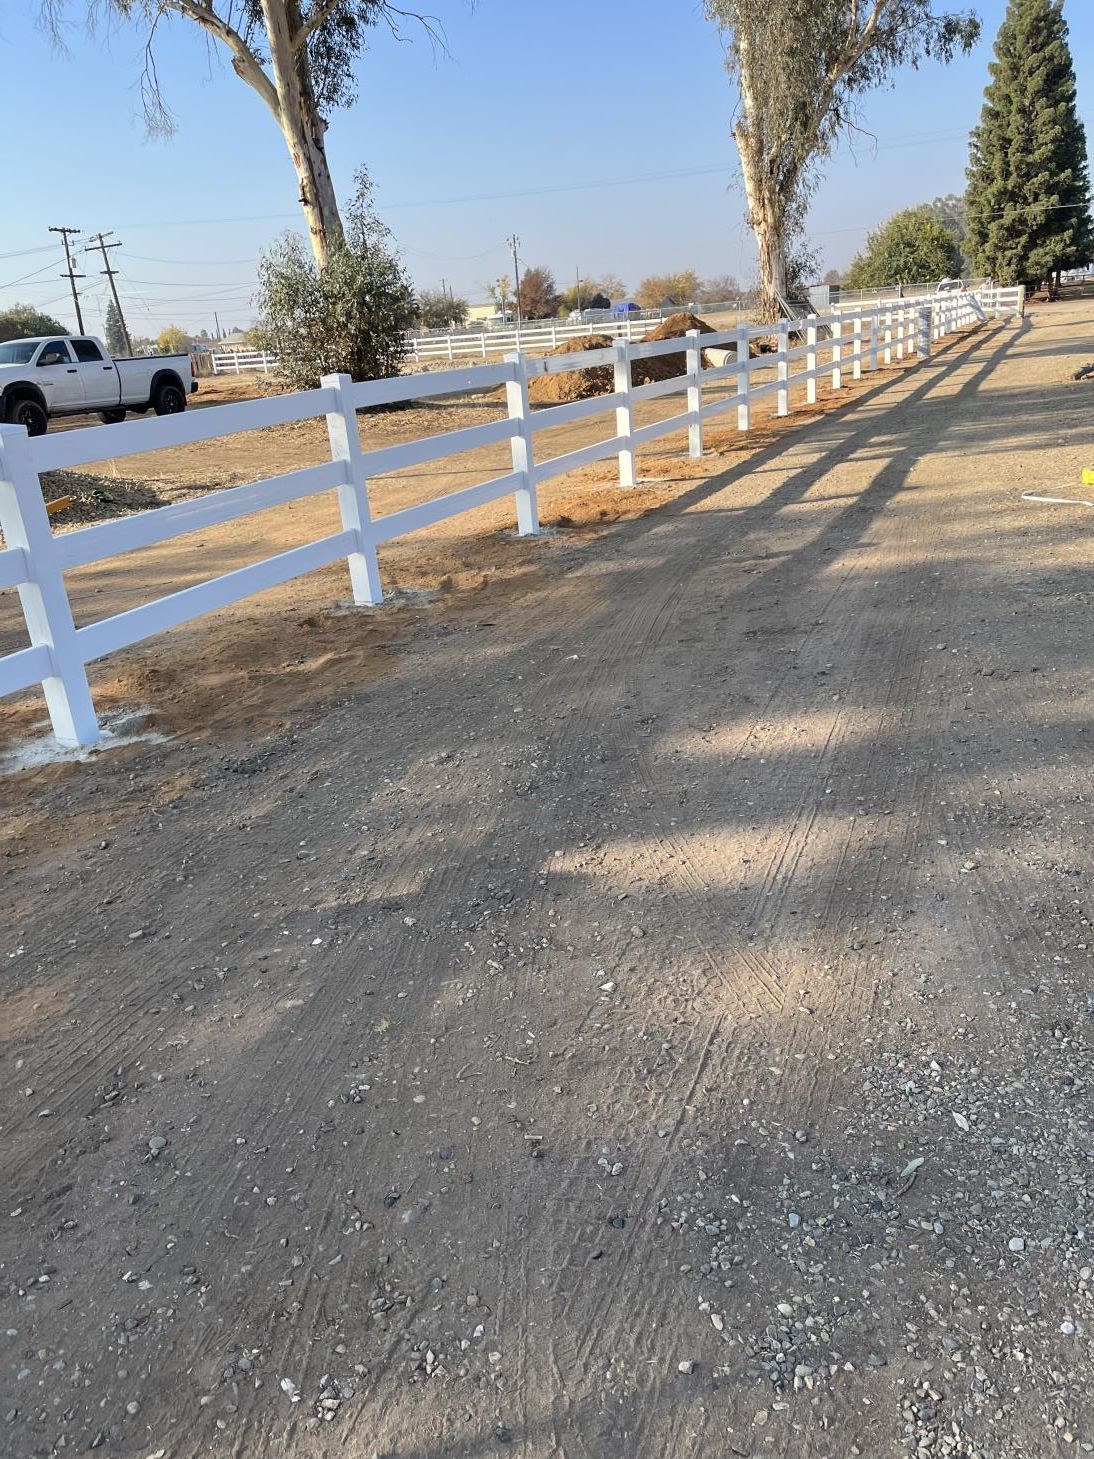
[85,231,133,356]
[214,311,223,340]
[576,266,582,315]
[49,226,85,334]
[507,233,522,324]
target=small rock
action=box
[1009,1237,1025,1253]
[147,1136,167,1154]
[678,1360,696,1375]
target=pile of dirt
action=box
[527,313,718,407]
[637,311,718,379]
[527,335,617,406]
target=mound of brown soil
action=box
[527,335,616,405]
[527,314,719,406]
[637,311,718,381]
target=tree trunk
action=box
[261,0,344,268]
[738,137,786,324]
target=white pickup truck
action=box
[0,335,197,436]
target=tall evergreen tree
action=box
[104,300,127,356]
[966,0,1093,291]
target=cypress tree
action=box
[104,300,127,357]
[966,0,1093,291]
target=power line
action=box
[0,258,64,291]
[48,226,85,334]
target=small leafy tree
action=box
[517,265,560,319]
[557,280,610,314]
[597,273,627,303]
[487,275,512,316]
[253,168,414,389]
[843,207,962,288]
[157,324,191,354]
[104,299,128,355]
[704,0,979,321]
[0,303,67,340]
[636,269,700,308]
[415,288,469,329]
[966,0,1093,291]
[697,273,740,303]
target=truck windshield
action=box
[0,340,42,365]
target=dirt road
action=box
[5,301,1094,1458]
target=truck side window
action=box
[72,339,105,363]
[38,341,71,366]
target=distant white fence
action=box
[0,287,1021,747]
[210,349,279,375]
[406,310,750,362]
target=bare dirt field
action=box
[5,300,1094,1458]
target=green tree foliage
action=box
[157,325,191,354]
[843,207,962,288]
[557,279,611,315]
[636,270,700,308]
[965,0,1093,289]
[415,289,469,329]
[704,1,979,320]
[0,303,67,340]
[104,299,128,355]
[518,265,560,319]
[253,169,414,389]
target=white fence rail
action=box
[210,349,280,375]
[0,288,1022,747]
[405,308,753,362]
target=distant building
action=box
[466,303,514,325]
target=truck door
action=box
[34,339,84,411]
[71,338,117,408]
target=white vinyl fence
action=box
[0,287,1022,747]
[210,349,279,375]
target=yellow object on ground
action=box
[1082,469,1094,487]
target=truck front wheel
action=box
[5,397,48,437]
[152,381,186,416]
[100,409,126,425]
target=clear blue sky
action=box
[1,0,1090,338]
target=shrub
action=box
[253,169,415,390]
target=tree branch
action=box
[164,0,280,119]
[292,0,344,51]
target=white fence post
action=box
[884,308,893,366]
[852,312,863,380]
[480,333,487,360]
[870,308,880,371]
[234,353,241,374]
[686,329,703,459]
[504,352,539,535]
[736,325,751,432]
[776,320,790,417]
[322,373,383,606]
[446,335,454,362]
[551,323,558,347]
[831,318,844,390]
[613,338,636,486]
[805,318,817,405]
[0,425,100,746]
[917,306,932,360]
